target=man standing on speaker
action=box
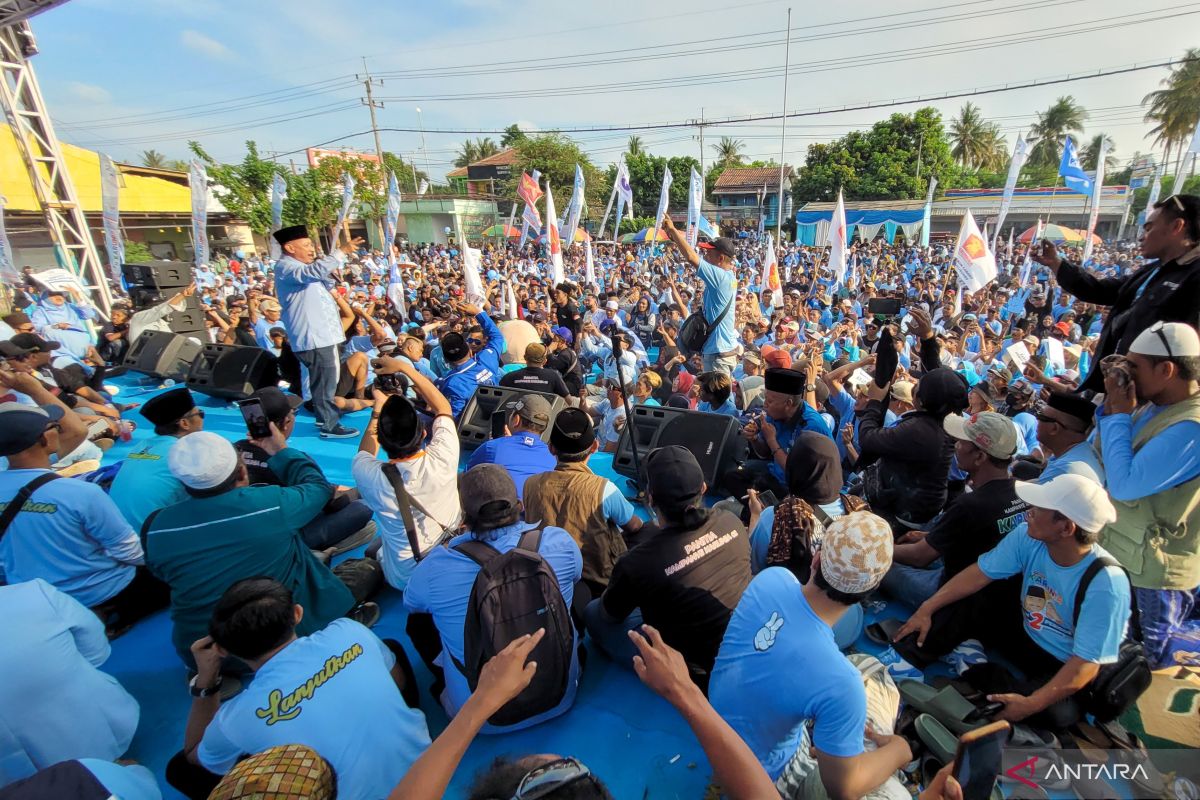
[273,225,364,439]
[660,216,739,376]
[127,283,197,344]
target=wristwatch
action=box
[189,674,223,698]
[805,383,816,392]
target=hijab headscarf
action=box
[914,367,969,420]
[784,431,842,505]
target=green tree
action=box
[712,137,746,170]
[501,124,528,148]
[453,137,500,168]
[124,240,153,262]
[282,169,338,236]
[1027,96,1088,168]
[1080,134,1118,173]
[1143,48,1200,175]
[381,152,429,195]
[140,149,167,169]
[506,132,609,213]
[311,155,386,229]
[627,136,644,156]
[168,159,189,172]
[792,107,956,203]
[188,140,283,235]
[1129,173,1200,219]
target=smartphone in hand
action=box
[237,398,272,439]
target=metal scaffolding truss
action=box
[0,15,113,312]
[0,0,66,27]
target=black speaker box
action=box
[122,330,203,379]
[186,344,280,401]
[457,385,566,449]
[122,261,193,289]
[612,405,747,490]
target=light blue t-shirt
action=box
[404,521,583,732]
[78,760,161,800]
[0,469,141,607]
[1096,404,1200,503]
[698,397,739,417]
[198,619,431,800]
[107,434,189,532]
[709,568,866,780]
[749,499,846,574]
[978,525,1130,664]
[1011,411,1039,456]
[1039,441,1105,487]
[698,260,738,355]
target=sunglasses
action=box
[511,757,596,800]
[466,338,485,346]
[1165,194,1186,213]
[1146,320,1174,359]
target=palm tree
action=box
[949,103,987,169]
[474,137,500,160]
[1081,134,1118,173]
[712,136,746,169]
[168,159,189,172]
[1143,48,1200,174]
[977,125,1010,174]
[141,149,167,169]
[1027,96,1088,168]
[627,135,644,156]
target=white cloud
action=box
[68,82,111,103]
[180,29,233,60]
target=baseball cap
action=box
[1129,321,1200,358]
[819,511,894,594]
[698,237,737,258]
[549,407,595,454]
[646,446,705,506]
[760,345,793,370]
[8,333,59,353]
[742,351,763,367]
[168,431,240,490]
[0,402,64,456]
[551,325,574,344]
[441,332,469,362]
[1015,474,1117,532]
[459,464,520,527]
[512,394,553,428]
[0,340,33,358]
[250,385,302,423]
[943,411,1020,459]
[890,381,915,404]
[525,342,548,364]
[259,298,281,312]
[1054,321,1072,336]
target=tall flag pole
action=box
[269,173,287,262]
[545,179,565,285]
[775,6,792,242]
[613,158,633,240]
[188,159,209,269]
[992,136,1028,252]
[99,154,125,283]
[828,189,848,284]
[1082,138,1109,263]
[686,166,702,248]
[652,165,673,245]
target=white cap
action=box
[168,431,240,490]
[1129,322,1200,359]
[605,300,620,311]
[1015,474,1117,533]
[847,368,873,388]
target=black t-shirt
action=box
[229,325,258,348]
[555,304,582,341]
[925,477,1030,581]
[602,509,751,674]
[546,349,582,396]
[233,440,281,486]
[499,365,569,397]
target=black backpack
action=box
[449,528,574,726]
[677,293,734,357]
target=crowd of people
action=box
[0,193,1197,800]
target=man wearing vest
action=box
[522,408,643,599]
[1095,321,1200,669]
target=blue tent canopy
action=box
[794,208,925,225]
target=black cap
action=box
[698,237,737,258]
[459,464,520,526]
[441,332,469,362]
[273,224,309,245]
[1047,392,1097,426]
[9,333,59,353]
[378,394,424,452]
[0,340,33,358]
[764,367,806,395]
[250,385,302,423]
[549,407,595,454]
[0,402,64,456]
[646,445,705,506]
[140,387,196,427]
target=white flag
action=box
[564,164,585,249]
[613,158,633,239]
[585,239,597,288]
[269,172,287,261]
[953,210,997,293]
[99,154,124,283]
[1018,219,1043,288]
[188,160,209,268]
[760,233,782,306]
[331,171,356,248]
[384,171,402,267]
[504,280,519,320]
[653,165,673,241]
[418,178,430,195]
[827,190,848,283]
[544,180,565,285]
[1082,138,1109,263]
[463,245,486,305]
[993,137,1027,252]
[686,166,702,247]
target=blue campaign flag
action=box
[697,215,719,239]
[1058,137,1092,196]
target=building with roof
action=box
[711,166,794,231]
[446,148,519,197]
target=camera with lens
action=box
[375,371,409,395]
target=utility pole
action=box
[775,7,792,242]
[358,58,386,174]
[698,107,707,177]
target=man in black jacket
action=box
[1032,193,1200,392]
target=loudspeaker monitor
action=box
[612,405,746,491]
[457,384,565,449]
[121,261,193,289]
[185,343,280,401]
[122,330,203,379]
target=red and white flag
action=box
[953,210,997,293]
[828,189,848,283]
[760,233,782,306]
[544,180,565,285]
[517,172,543,208]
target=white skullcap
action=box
[168,431,239,489]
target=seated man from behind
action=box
[0,402,168,637]
[233,386,375,555]
[465,393,556,499]
[585,446,750,691]
[696,371,738,417]
[168,578,430,800]
[523,408,643,598]
[709,511,912,800]
[403,465,583,733]
[499,342,570,398]
[144,430,379,671]
[895,474,1132,731]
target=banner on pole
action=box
[686,166,702,247]
[384,171,401,266]
[563,164,586,249]
[585,239,597,288]
[518,169,542,248]
[99,154,124,283]
[1082,139,1109,263]
[992,137,1027,251]
[545,181,565,285]
[920,177,937,247]
[652,165,673,243]
[188,160,210,269]
[760,233,782,306]
[463,246,486,305]
[0,196,19,284]
[332,171,356,246]
[1058,137,1092,196]
[269,173,287,262]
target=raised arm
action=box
[661,215,701,269]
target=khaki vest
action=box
[1097,393,1200,590]
[523,461,627,587]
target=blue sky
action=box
[24,0,1200,179]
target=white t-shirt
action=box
[198,619,431,800]
[352,415,463,589]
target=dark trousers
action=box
[166,752,222,800]
[301,499,374,550]
[92,566,170,637]
[294,345,340,432]
[894,578,1025,666]
[719,460,787,525]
